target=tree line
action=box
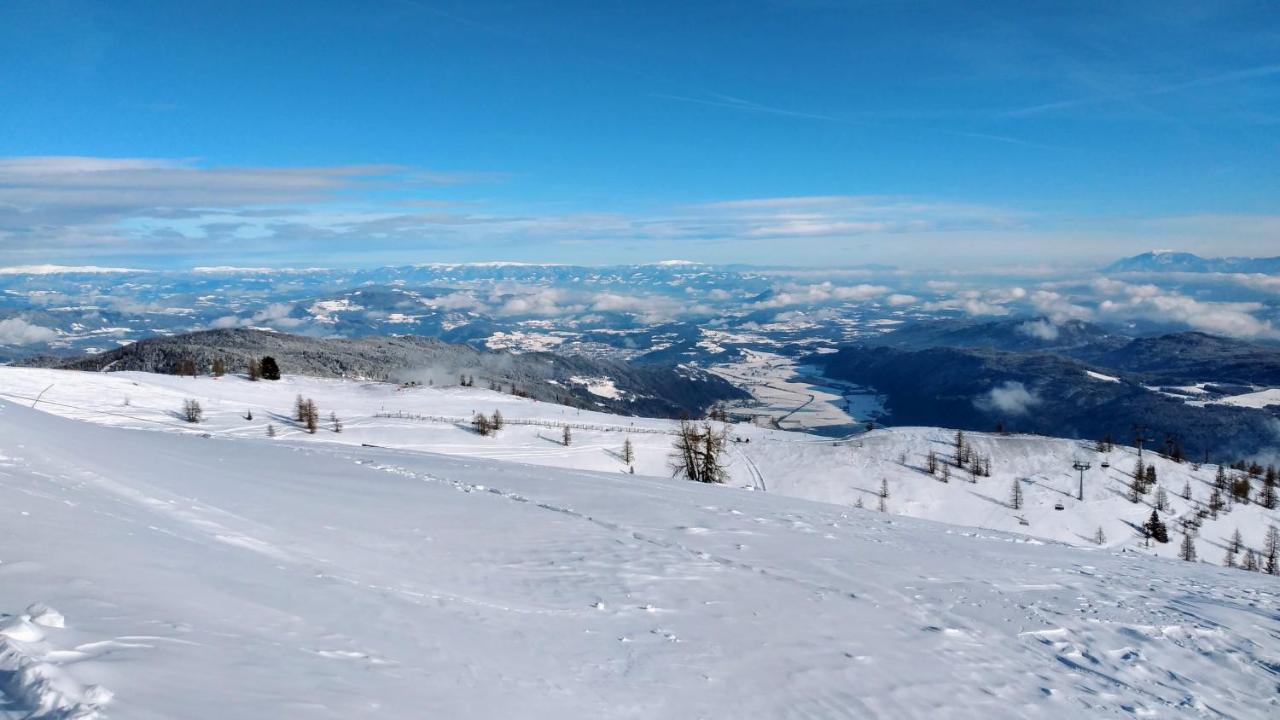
[175,355,281,381]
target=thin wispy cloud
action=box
[651,93,847,123]
[0,154,1273,269]
[1002,63,1280,118]
[654,93,1050,149]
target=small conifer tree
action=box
[259,356,281,380]
[1179,532,1197,562]
[303,400,318,434]
[1265,525,1280,575]
[1243,548,1259,572]
[1143,510,1169,544]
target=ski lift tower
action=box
[1131,423,1152,459]
[1073,460,1092,501]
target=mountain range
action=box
[25,328,747,420]
[814,325,1280,460]
[1104,251,1280,274]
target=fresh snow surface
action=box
[0,367,1275,567]
[1211,387,1280,409]
[1,395,1278,718]
[1084,370,1121,383]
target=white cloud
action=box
[1092,278,1277,339]
[1224,273,1280,294]
[976,381,1042,416]
[0,264,146,275]
[1029,290,1093,323]
[0,156,490,263]
[0,318,58,345]
[752,282,891,309]
[1016,319,1059,341]
[253,303,298,321]
[419,291,484,312]
[922,287,1026,317]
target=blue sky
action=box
[1,0,1277,268]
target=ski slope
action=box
[1,366,1276,567]
[1,397,1278,718]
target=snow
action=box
[1211,387,1280,409]
[484,331,567,353]
[307,298,363,323]
[1,394,1278,718]
[381,313,419,324]
[1144,383,1280,409]
[709,350,882,432]
[1085,370,1121,383]
[567,376,621,399]
[0,366,1273,567]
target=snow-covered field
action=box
[0,366,1276,566]
[708,350,884,433]
[2,391,1279,718]
[1,367,1279,718]
[1210,387,1280,409]
[1144,381,1280,410]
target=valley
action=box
[708,349,885,435]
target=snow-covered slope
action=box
[1,397,1278,718]
[1,367,1276,568]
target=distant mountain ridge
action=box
[1104,251,1280,274]
[812,343,1278,461]
[871,317,1118,353]
[874,318,1280,385]
[27,328,747,419]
